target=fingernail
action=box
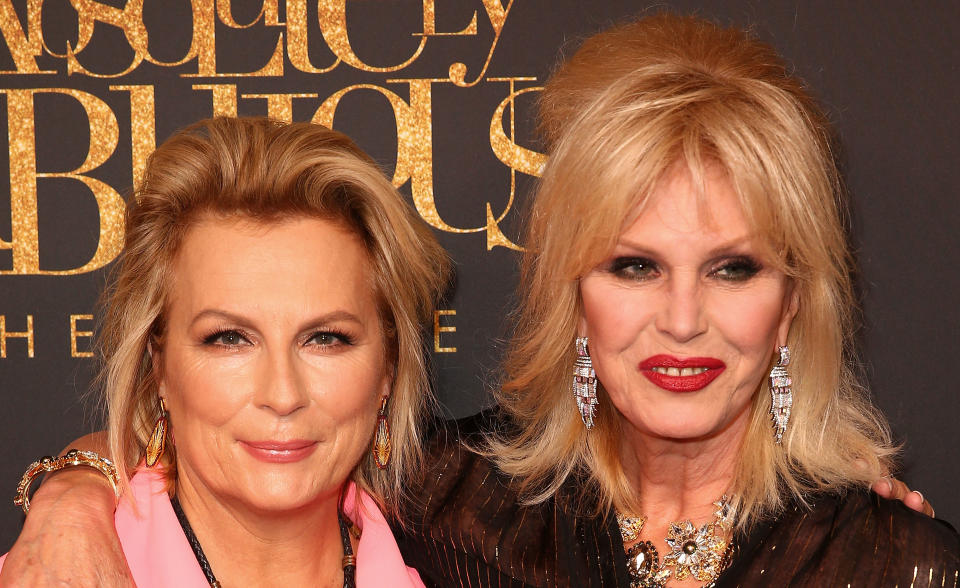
[884,477,894,493]
[913,490,924,503]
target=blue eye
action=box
[609,257,659,280]
[307,331,353,347]
[203,330,250,346]
[712,257,762,281]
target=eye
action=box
[608,256,660,281]
[203,329,251,347]
[306,330,354,347]
[711,256,762,281]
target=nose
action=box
[254,347,309,416]
[654,272,707,342]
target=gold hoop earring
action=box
[145,398,168,467]
[373,396,391,470]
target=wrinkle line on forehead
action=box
[190,308,365,330]
[612,233,761,257]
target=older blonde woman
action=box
[1,14,953,588]
[390,14,958,587]
[0,117,448,586]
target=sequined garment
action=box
[394,412,960,587]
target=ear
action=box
[578,313,589,339]
[379,360,395,402]
[149,337,166,398]
[777,282,801,347]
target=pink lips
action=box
[240,440,318,463]
[638,355,726,393]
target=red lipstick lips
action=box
[638,355,726,392]
[240,440,318,463]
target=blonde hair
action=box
[491,13,895,530]
[100,117,449,518]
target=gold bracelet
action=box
[14,449,120,515]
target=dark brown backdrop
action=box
[1,0,958,553]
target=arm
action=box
[0,432,134,587]
[0,438,935,587]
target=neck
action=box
[618,410,749,525]
[174,464,347,588]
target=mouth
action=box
[239,440,318,463]
[638,355,726,393]
[649,366,710,376]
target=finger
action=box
[871,476,894,498]
[888,478,911,501]
[911,490,936,517]
[903,490,925,512]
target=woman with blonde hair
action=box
[392,13,958,586]
[2,13,955,588]
[1,116,448,586]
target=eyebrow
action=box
[190,309,365,330]
[613,234,759,257]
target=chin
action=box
[234,473,334,512]
[629,408,734,441]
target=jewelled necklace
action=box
[618,497,735,588]
[170,496,358,587]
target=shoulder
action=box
[113,469,211,587]
[725,489,960,587]
[346,485,425,587]
[398,410,620,586]
[404,409,540,538]
[820,490,959,570]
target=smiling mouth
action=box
[650,366,710,376]
[240,440,318,463]
[638,355,726,392]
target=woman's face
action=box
[579,164,797,443]
[155,216,389,512]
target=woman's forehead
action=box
[610,163,782,256]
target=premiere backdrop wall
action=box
[1,1,957,551]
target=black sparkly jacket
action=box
[393,412,960,587]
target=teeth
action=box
[651,366,709,376]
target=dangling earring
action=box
[769,345,792,444]
[373,396,392,469]
[145,398,168,467]
[573,336,599,429]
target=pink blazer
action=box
[2,469,423,587]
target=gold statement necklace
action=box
[617,497,735,588]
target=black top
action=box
[393,412,960,587]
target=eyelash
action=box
[202,329,251,347]
[306,329,354,347]
[607,255,763,282]
[201,328,355,348]
[711,256,763,281]
[609,257,659,280]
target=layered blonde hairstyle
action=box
[100,117,449,517]
[492,14,895,529]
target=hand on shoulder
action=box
[0,463,131,586]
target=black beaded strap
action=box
[171,496,221,587]
[339,510,357,588]
[171,495,357,587]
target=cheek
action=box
[310,357,385,427]
[710,289,785,358]
[580,279,652,350]
[162,352,250,433]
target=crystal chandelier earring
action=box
[769,345,792,443]
[573,336,598,429]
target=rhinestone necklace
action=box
[618,496,735,588]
